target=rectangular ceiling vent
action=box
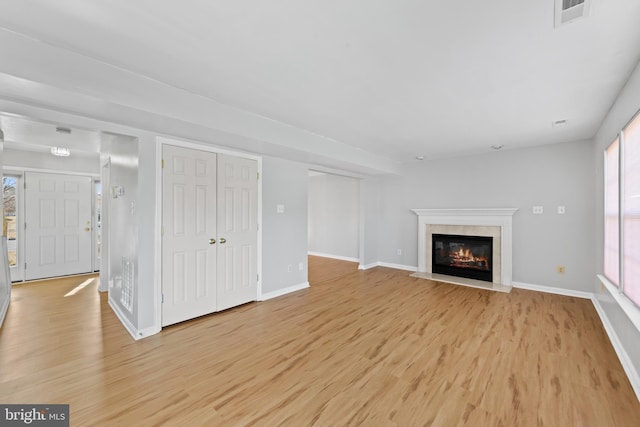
[555,0,592,27]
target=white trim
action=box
[512,281,593,299]
[412,208,518,286]
[376,262,417,272]
[512,278,640,402]
[153,139,163,334]
[597,275,640,334]
[357,262,417,272]
[108,299,140,341]
[3,165,100,178]
[308,252,359,263]
[592,296,640,402]
[412,208,519,217]
[157,136,262,162]
[109,300,161,341]
[260,282,309,301]
[137,325,162,340]
[3,172,24,283]
[155,136,263,332]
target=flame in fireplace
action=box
[450,247,489,270]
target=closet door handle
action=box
[209,238,216,245]
[219,238,227,244]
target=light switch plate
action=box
[533,206,543,214]
[277,204,285,213]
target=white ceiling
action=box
[0,0,639,164]
[0,114,112,161]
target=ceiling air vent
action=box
[555,0,592,27]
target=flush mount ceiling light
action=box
[491,144,504,150]
[51,146,71,157]
[415,155,424,160]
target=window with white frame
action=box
[604,111,640,308]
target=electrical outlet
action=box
[557,205,565,214]
[287,264,293,273]
[298,262,304,271]
[557,265,565,274]
[397,249,402,256]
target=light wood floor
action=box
[1,266,639,426]
[308,255,359,284]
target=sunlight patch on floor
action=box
[64,278,97,297]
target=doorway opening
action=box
[307,170,361,283]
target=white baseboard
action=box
[375,262,417,272]
[512,281,593,299]
[592,296,640,402]
[260,282,309,301]
[512,280,639,402]
[109,298,142,341]
[138,325,162,339]
[358,263,378,270]
[308,252,359,263]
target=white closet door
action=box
[216,154,258,311]
[162,145,218,326]
[25,172,92,280]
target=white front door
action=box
[216,154,258,311]
[162,145,218,326]
[24,172,93,280]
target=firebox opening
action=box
[432,234,493,282]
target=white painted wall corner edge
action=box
[260,282,309,301]
[108,299,160,341]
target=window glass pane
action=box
[2,176,17,267]
[604,138,619,285]
[623,115,640,306]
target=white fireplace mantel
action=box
[412,208,518,287]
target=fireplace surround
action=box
[411,208,518,292]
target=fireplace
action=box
[411,208,518,291]
[432,234,493,282]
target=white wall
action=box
[592,60,640,382]
[262,156,308,293]
[377,139,596,290]
[3,148,99,175]
[135,134,159,335]
[361,176,381,268]
[308,172,359,260]
[101,134,140,336]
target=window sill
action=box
[597,274,640,334]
